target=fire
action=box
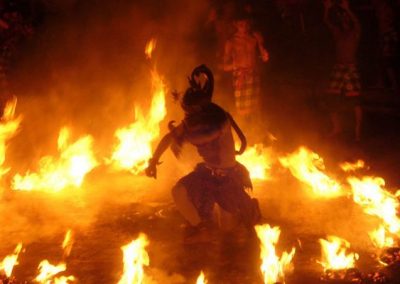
[236,144,272,180]
[0,243,22,277]
[196,271,207,284]
[62,230,74,257]
[340,160,365,172]
[279,147,343,197]
[12,127,98,192]
[318,236,359,271]
[369,225,395,250]
[110,69,167,174]
[118,233,150,284]
[254,224,296,284]
[0,97,23,178]
[348,176,400,234]
[145,38,157,59]
[35,260,75,284]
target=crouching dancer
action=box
[145,65,261,243]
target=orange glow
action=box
[236,144,273,180]
[318,236,358,271]
[254,224,295,284]
[62,230,74,257]
[0,97,23,178]
[196,271,207,284]
[340,160,365,172]
[145,38,157,59]
[0,243,22,277]
[279,147,343,197]
[35,260,75,284]
[12,127,98,192]
[118,233,150,284]
[110,69,167,174]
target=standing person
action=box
[324,0,362,142]
[372,0,399,94]
[223,14,269,134]
[145,65,261,243]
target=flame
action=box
[0,243,22,277]
[62,230,74,257]
[35,260,75,284]
[145,39,157,59]
[118,233,150,284]
[340,160,365,172]
[254,224,296,284]
[196,271,207,284]
[0,97,23,178]
[348,176,400,234]
[12,127,98,192]
[110,69,167,174]
[236,144,272,180]
[279,147,342,197]
[318,236,358,271]
[369,225,395,249]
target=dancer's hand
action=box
[145,159,158,179]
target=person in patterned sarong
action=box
[223,14,269,129]
[324,0,362,142]
[145,65,261,243]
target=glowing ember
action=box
[196,271,207,284]
[118,233,150,284]
[254,224,296,284]
[0,243,22,277]
[12,127,98,192]
[110,68,167,174]
[279,147,343,197]
[348,176,400,235]
[318,236,358,271]
[340,160,365,172]
[35,260,75,284]
[145,38,157,59]
[236,144,272,180]
[62,230,74,257]
[0,97,23,178]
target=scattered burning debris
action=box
[0,243,23,282]
[318,236,360,282]
[118,233,149,284]
[254,224,296,284]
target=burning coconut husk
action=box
[318,236,361,282]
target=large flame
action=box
[118,233,150,284]
[254,224,296,284]
[348,176,400,234]
[110,69,167,174]
[35,260,75,284]
[318,236,358,271]
[0,243,23,277]
[236,144,272,180]
[196,271,207,284]
[12,127,98,192]
[279,147,343,197]
[0,97,23,178]
[348,176,400,249]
